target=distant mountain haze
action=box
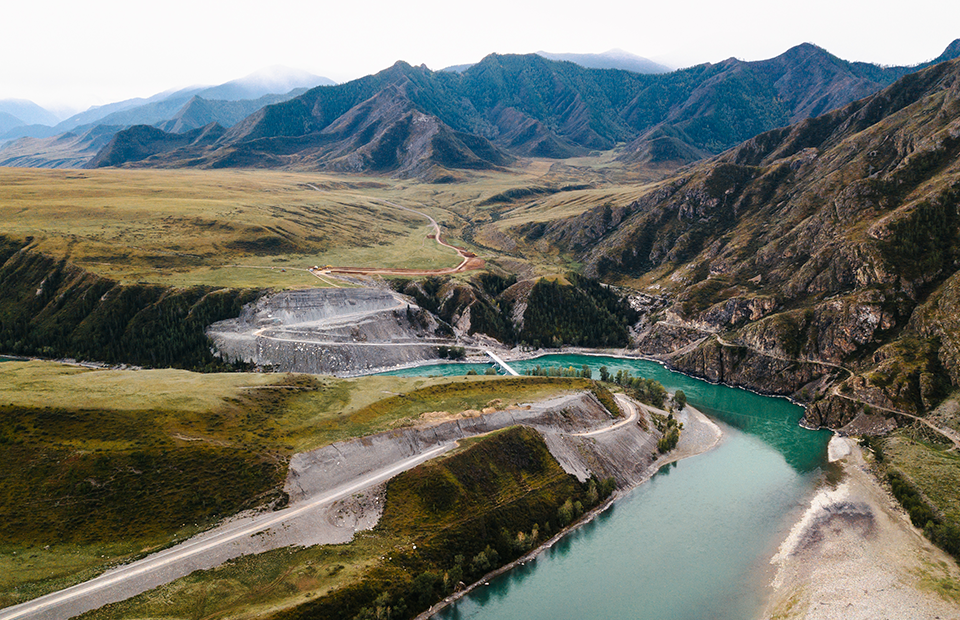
[0,125,123,168]
[443,49,672,74]
[0,99,60,126]
[0,67,335,164]
[0,111,24,135]
[195,66,335,101]
[535,49,672,73]
[2,66,335,138]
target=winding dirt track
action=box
[305,187,483,276]
[573,395,639,437]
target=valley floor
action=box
[764,436,960,619]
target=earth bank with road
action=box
[0,379,706,620]
[206,287,454,375]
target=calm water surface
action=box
[383,354,831,620]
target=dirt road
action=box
[0,445,451,620]
[305,187,483,276]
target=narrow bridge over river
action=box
[484,350,520,376]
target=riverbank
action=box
[764,436,960,619]
[415,402,723,620]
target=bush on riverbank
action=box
[652,412,682,453]
[611,369,668,410]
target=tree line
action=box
[0,241,258,371]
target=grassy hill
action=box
[0,168,461,288]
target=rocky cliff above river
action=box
[490,58,960,430]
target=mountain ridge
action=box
[88,40,960,175]
[499,57,960,427]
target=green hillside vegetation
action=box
[519,275,638,348]
[0,245,260,369]
[392,272,639,349]
[80,427,614,620]
[862,395,960,562]
[0,363,600,608]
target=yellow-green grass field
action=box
[0,169,461,288]
[0,360,597,608]
[0,159,666,287]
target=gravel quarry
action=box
[207,287,457,375]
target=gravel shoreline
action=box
[763,436,960,619]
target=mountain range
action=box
[479,55,960,429]
[443,49,672,75]
[79,40,960,176]
[0,66,334,140]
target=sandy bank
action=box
[764,436,960,619]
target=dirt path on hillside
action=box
[305,187,484,276]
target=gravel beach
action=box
[764,436,960,619]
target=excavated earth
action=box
[288,392,664,502]
[206,287,457,375]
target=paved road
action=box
[0,445,452,620]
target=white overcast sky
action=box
[3,0,958,114]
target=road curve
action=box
[573,394,640,437]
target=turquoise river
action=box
[381,354,832,620]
